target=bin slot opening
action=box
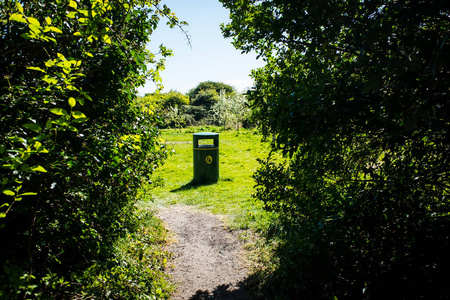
[198,139,215,146]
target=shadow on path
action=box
[189,280,249,300]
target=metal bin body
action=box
[193,132,219,184]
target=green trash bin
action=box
[193,132,219,184]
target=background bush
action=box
[137,81,254,129]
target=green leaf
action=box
[103,35,111,44]
[33,131,49,140]
[27,17,41,27]
[27,66,46,73]
[80,91,92,101]
[0,213,6,218]
[66,85,78,91]
[45,17,51,25]
[48,26,62,33]
[42,35,56,43]
[78,9,88,17]
[46,119,52,129]
[2,190,15,196]
[9,13,27,23]
[29,165,47,173]
[57,60,72,69]
[16,1,24,13]
[68,97,76,108]
[23,123,42,132]
[43,75,58,84]
[29,23,41,34]
[7,136,26,143]
[69,0,77,8]
[0,145,5,154]
[72,111,87,119]
[18,192,38,196]
[20,33,32,40]
[49,108,69,116]
[67,11,77,18]
[71,118,88,123]
[52,118,70,126]
[57,53,66,61]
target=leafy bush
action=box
[163,106,194,128]
[78,211,173,299]
[136,90,189,112]
[156,82,254,128]
[222,0,450,298]
[0,0,183,297]
[191,89,221,109]
[188,81,235,110]
[254,142,450,298]
[187,81,234,101]
[162,90,190,108]
[181,105,209,123]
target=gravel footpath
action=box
[157,205,250,300]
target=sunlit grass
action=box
[139,126,276,231]
[136,126,282,294]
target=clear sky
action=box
[137,0,265,95]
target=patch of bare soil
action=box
[157,205,250,300]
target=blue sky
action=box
[137,0,265,95]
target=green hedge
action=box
[0,0,183,298]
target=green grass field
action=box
[139,126,276,231]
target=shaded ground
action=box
[157,205,250,300]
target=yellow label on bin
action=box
[205,155,213,164]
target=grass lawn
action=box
[138,126,276,231]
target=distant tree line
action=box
[135,81,253,129]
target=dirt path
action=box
[157,205,250,300]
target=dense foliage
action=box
[136,81,253,128]
[0,0,183,297]
[222,0,450,298]
[136,90,190,111]
[187,81,234,109]
[187,81,235,101]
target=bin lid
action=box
[193,132,219,137]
